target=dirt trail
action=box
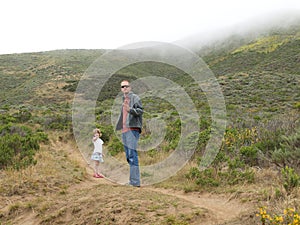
[66,140,253,225]
[145,187,251,224]
[1,139,253,225]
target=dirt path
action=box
[1,139,254,225]
[66,140,253,225]
[145,187,251,224]
[72,172,251,225]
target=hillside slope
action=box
[0,50,103,106]
[0,23,299,116]
[0,19,300,225]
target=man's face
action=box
[121,81,131,95]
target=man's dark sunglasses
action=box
[121,85,130,88]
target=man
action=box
[116,80,143,187]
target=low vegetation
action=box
[0,21,299,224]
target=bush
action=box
[107,135,123,156]
[42,114,72,131]
[185,166,254,188]
[240,145,258,166]
[12,108,32,122]
[272,127,300,170]
[0,138,14,168]
[186,167,220,187]
[220,168,255,185]
[281,166,300,194]
[0,124,48,170]
[0,114,16,124]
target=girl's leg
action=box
[94,161,99,174]
[93,161,103,178]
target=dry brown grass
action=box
[0,132,259,225]
[1,130,298,225]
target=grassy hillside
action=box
[0,50,104,106]
[198,23,300,122]
[0,20,300,225]
[199,22,300,74]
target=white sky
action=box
[1,0,300,54]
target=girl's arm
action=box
[93,133,99,142]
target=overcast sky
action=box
[1,0,300,55]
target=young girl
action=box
[91,128,104,178]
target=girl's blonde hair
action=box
[93,128,102,137]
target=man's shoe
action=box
[124,182,140,187]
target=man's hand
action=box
[124,103,130,112]
[124,99,130,112]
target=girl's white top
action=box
[93,138,104,154]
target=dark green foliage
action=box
[0,136,14,168]
[0,123,48,170]
[0,113,16,124]
[107,135,123,156]
[96,124,114,143]
[194,168,220,187]
[239,146,258,166]
[0,109,48,170]
[228,157,246,170]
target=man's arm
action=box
[129,95,143,116]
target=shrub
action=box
[44,114,72,130]
[12,108,32,122]
[185,166,254,188]
[272,127,300,170]
[192,168,220,187]
[0,124,48,170]
[220,167,255,185]
[240,145,258,166]
[0,138,14,168]
[0,113,16,124]
[281,166,300,194]
[107,135,123,156]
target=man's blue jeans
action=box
[122,130,140,186]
